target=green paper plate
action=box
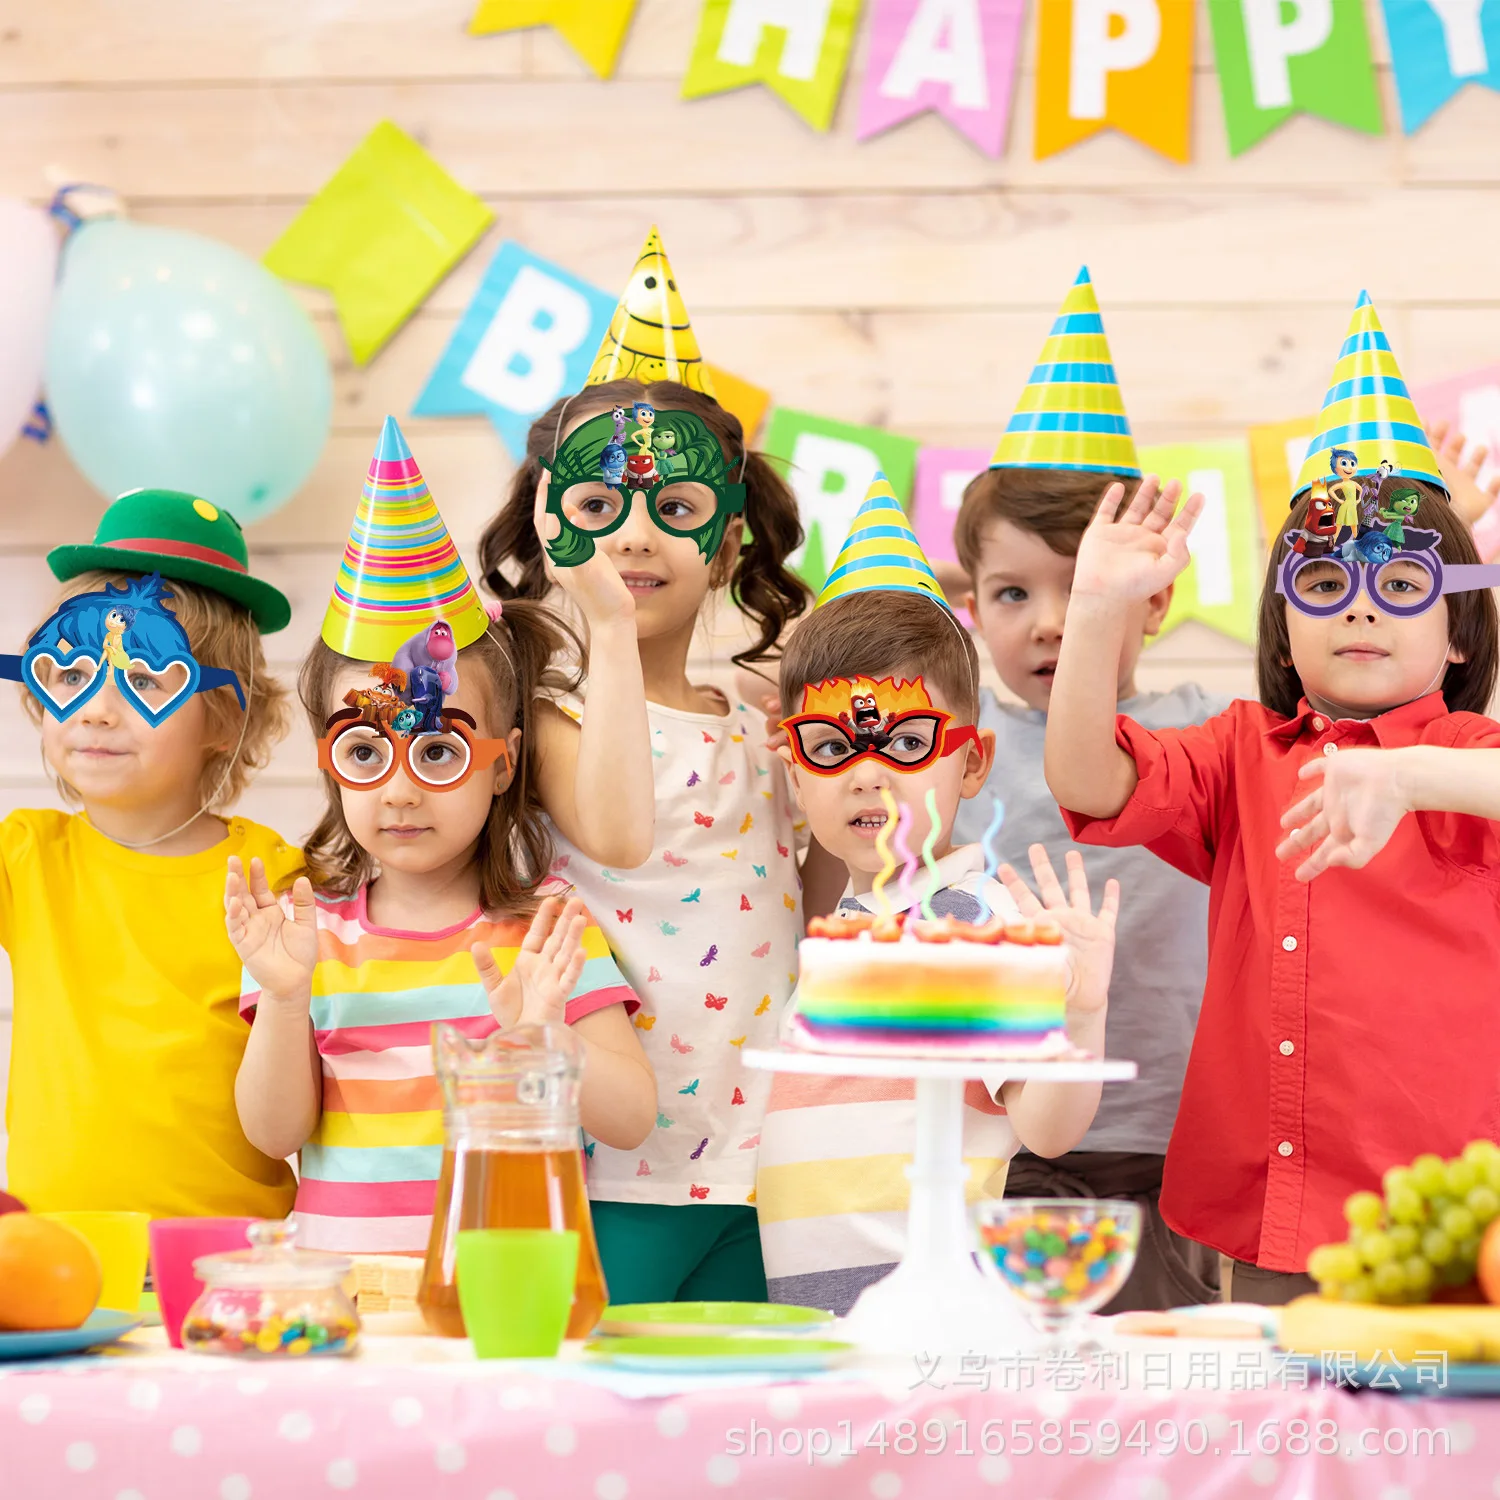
[598,1302,834,1338]
[585,1334,852,1375]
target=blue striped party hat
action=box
[815,474,950,610]
[322,416,491,660]
[990,267,1141,478]
[1291,292,1446,501]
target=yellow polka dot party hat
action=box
[1291,291,1446,502]
[990,266,1141,478]
[322,416,491,661]
[815,473,950,611]
[586,226,716,396]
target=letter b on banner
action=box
[413,241,615,459]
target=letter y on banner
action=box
[413,241,615,460]
[682,0,866,130]
[1381,0,1500,133]
[1035,0,1194,162]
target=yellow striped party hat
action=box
[1291,291,1446,501]
[586,226,717,396]
[322,416,491,661]
[815,474,950,611]
[990,267,1141,478]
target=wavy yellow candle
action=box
[871,786,899,917]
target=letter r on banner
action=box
[460,265,595,413]
[719,0,837,78]
[1070,0,1162,117]
[1243,0,1333,109]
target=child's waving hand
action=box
[532,472,636,628]
[1428,418,1500,528]
[225,855,318,1003]
[1071,475,1205,603]
[997,845,1119,1022]
[474,896,590,1030]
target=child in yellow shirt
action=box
[0,488,300,1217]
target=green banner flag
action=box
[1207,0,1383,156]
[265,122,493,365]
[762,407,919,592]
[1140,439,1263,646]
[682,0,865,132]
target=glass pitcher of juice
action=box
[417,1021,607,1340]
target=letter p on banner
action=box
[412,241,615,460]
[1035,0,1194,163]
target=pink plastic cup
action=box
[149,1218,255,1348]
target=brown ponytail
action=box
[297,602,585,915]
[476,378,810,669]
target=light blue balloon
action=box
[45,219,332,523]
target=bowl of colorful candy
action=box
[975,1199,1141,1334]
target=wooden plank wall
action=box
[3,0,1499,1169]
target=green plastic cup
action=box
[455,1228,580,1358]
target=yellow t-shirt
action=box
[2,810,302,1218]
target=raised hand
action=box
[1428,418,1500,528]
[1276,748,1412,882]
[474,895,590,1030]
[533,471,636,628]
[1070,476,1204,604]
[997,844,1120,1018]
[225,855,318,1003]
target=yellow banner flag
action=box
[682,0,866,131]
[1035,0,1195,164]
[705,364,771,442]
[468,0,639,78]
[1248,414,1317,547]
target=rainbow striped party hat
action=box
[321,416,491,661]
[815,474,950,611]
[1291,291,1446,501]
[586,226,716,396]
[990,267,1141,478]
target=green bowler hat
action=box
[47,488,292,634]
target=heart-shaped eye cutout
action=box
[114,656,198,727]
[22,649,105,720]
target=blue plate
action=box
[1341,1356,1500,1396]
[0,1309,142,1361]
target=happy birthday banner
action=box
[472,0,1500,151]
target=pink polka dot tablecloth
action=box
[1,1338,1494,1500]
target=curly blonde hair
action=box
[20,570,291,809]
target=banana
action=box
[1280,1294,1500,1363]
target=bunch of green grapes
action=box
[1306,1139,1500,1304]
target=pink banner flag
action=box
[911,444,989,624]
[855,0,1026,156]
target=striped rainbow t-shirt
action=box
[239,885,637,1254]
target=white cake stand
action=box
[743,1047,1137,1356]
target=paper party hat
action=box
[990,267,1142,478]
[586,226,716,396]
[1291,291,1446,502]
[322,416,491,661]
[815,474,950,611]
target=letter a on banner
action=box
[1207,0,1383,155]
[1381,0,1500,133]
[856,0,1027,156]
[468,0,640,79]
[412,241,615,460]
[682,0,866,131]
[1035,0,1194,162]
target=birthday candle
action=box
[977,796,1005,924]
[920,788,942,921]
[894,802,917,914]
[872,787,899,917]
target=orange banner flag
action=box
[1034,0,1194,163]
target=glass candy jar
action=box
[181,1218,360,1357]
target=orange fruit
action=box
[0,1214,102,1330]
[1480,1219,1500,1305]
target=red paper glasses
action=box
[780,707,982,778]
[316,707,512,793]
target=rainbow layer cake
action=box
[789,912,1071,1060]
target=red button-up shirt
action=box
[1062,692,1500,1270]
